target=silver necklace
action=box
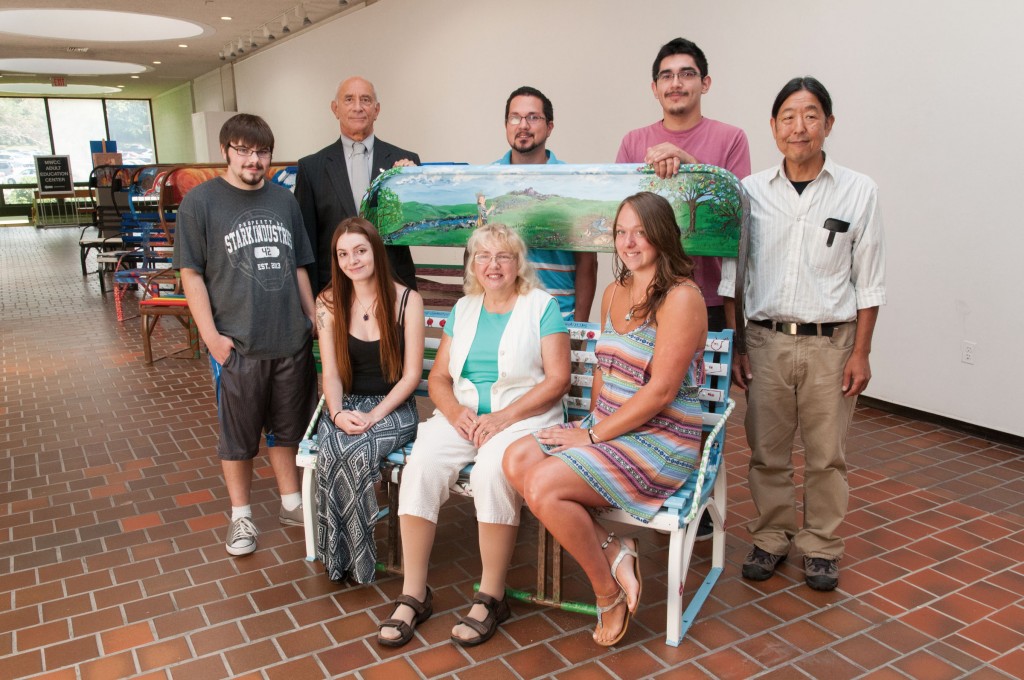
[625,283,643,322]
[355,296,376,322]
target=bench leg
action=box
[301,462,317,561]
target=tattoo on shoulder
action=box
[315,300,327,330]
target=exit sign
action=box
[51,76,67,87]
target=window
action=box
[105,100,156,165]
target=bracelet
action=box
[588,428,602,444]
[331,411,342,425]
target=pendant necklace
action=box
[355,296,376,322]
[624,282,642,322]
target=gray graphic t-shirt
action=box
[173,177,315,359]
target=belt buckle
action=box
[778,322,799,335]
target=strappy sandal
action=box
[450,591,512,647]
[594,587,630,647]
[603,532,643,614]
[377,587,433,648]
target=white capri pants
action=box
[398,411,538,526]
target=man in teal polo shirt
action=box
[494,86,597,322]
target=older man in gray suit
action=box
[295,76,420,293]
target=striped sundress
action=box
[548,285,705,523]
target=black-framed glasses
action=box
[229,144,273,159]
[657,68,701,83]
[506,114,547,126]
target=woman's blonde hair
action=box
[463,223,538,296]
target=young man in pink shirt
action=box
[617,37,751,333]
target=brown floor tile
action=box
[263,657,328,680]
[101,621,155,654]
[77,651,139,680]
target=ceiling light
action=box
[237,38,245,55]
[0,9,203,41]
[221,16,232,21]
[299,5,312,26]
[152,60,161,64]
[263,26,275,41]
[0,83,122,95]
[218,52,225,61]
[281,16,291,33]
[130,75,139,79]
[0,57,145,75]
[178,44,188,48]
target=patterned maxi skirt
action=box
[314,394,418,583]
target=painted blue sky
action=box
[384,163,647,205]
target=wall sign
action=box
[34,155,74,196]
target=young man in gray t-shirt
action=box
[174,114,317,557]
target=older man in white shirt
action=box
[720,77,886,592]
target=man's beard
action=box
[514,137,540,154]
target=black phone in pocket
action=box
[822,218,850,247]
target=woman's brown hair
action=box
[318,217,403,390]
[613,192,695,323]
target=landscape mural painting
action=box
[363,163,743,258]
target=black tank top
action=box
[348,288,410,395]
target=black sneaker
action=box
[741,546,788,581]
[695,510,714,542]
[804,556,839,591]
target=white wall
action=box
[205,0,1022,436]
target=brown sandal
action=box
[594,588,630,647]
[450,592,512,647]
[377,587,433,648]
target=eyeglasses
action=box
[657,68,701,84]
[229,145,273,159]
[473,253,516,265]
[506,114,547,126]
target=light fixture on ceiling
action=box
[281,15,290,33]
[178,44,188,48]
[263,26,275,41]
[249,33,258,50]
[236,38,245,55]
[299,5,312,26]
[221,16,232,21]
[152,60,161,65]
[339,0,349,5]
[218,51,225,61]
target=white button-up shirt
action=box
[719,155,886,324]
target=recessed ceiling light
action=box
[178,44,188,48]
[0,83,122,95]
[221,16,232,21]
[130,75,139,79]
[0,57,145,75]
[0,9,205,41]
[152,60,161,65]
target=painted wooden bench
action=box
[297,314,735,646]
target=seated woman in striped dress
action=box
[504,192,708,646]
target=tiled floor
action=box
[1,226,1023,680]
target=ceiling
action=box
[0,1,366,99]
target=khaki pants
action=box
[744,322,858,560]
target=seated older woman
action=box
[504,192,708,647]
[377,224,570,648]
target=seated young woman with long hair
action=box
[314,217,425,583]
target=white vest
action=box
[448,288,564,430]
